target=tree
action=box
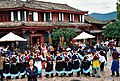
[52,28,77,44]
[103,0,120,46]
[104,21,120,46]
[117,0,120,20]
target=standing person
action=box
[26,58,38,81]
[57,42,63,52]
[24,50,29,68]
[34,50,44,78]
[10,51,19,79]
[111,49,119,77]
[16,50,25,78]
[92,49,101,78]
[0,52,4,81]
[82,56,91,77]
[41,43,47,59]
[64,51,72,77]
[99,49,107,72]
[108,40,115,56]
[72,49,83,77]
[55,50,64,76]
[45,51,54,78]
[3,52,11,79]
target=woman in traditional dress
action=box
[72,49,83,77]
[10,51,19,79]
[26,58,38,81]
[55,50,64,76]
[64,51,72,77]
[111,49,119,77]
[45,50,54,78]
[16,50,25,78]
[82,56,91,76]
[24,50,29,68]
[34,50,44,78]
[3,52,11,79]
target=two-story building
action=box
[0,0,100,46]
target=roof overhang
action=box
[0,7,88,14]
[90,30,103,33]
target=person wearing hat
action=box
[55,50,65,77]
[45,50,54,78]
[3,52,11,79]
[16,50,25,79]
[10,51,19,79]
[111,49,119,77]
[71,48,83,77]
[77,46,84,56]
[91,49,101,78]
[82,56,91,77]
[81,49,91,75]
[63,50,72,77]
[34,50,44,78]
[24,50,29,68]
[0,52,4,81]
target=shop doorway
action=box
[30,34,44,45]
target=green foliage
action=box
[53,28,77,44]
[104,21,120,38]
[117,0,120,20]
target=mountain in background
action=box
[89,11,117,21]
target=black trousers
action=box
[100,62,105,71]
[112,71,119,76]
[0,70,3,81]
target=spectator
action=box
[26,58,38,81]
[0,52,4,81]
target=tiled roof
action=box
[0,21,91,28]
[85,15,107,24]
[0,0,86,13]
[0,0,23,8]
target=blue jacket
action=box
[26,66,38,81]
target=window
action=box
[33,12,38,21]
[14,11,18,21]
[43,12,52,22]
[58,13,64,21]
[11,11,27,22]
[69,14,74,22]
[79,15,85,22]
[20,11,25,21]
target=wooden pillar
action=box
[41,36,44,43]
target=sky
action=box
[22,0,117,14]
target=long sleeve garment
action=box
[26,66,38,81]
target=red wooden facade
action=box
[0,0,92,45]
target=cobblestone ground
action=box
[5,47,120,81]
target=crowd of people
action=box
[0,39,120,81]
